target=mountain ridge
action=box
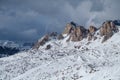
[33,20,119,49]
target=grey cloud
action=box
[0,0,119,42]
[90,0,104,12]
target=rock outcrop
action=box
[87,26,97,41]
[33,35,49,49]
[66,26,88,41]
[63,21,119,42]
[100,21,119,42]
[63,22,88,42]
[62,23,73,35]
[33,32,58,49]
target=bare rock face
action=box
[67,25,87,42]
[62,23,73,35]
[32,32,58,49]
[62,21,77,34]
[33,35,49,49]
[100,21,119,43]
[63,22,88,42]
[63,21,118,43]
[89,26,97,34]
[72,26,82,41]
[88,26,97,41]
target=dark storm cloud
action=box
[0,0,120,42]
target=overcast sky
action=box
[0,0,120,42]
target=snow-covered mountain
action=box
[0,41,33,58]
[0,40,19,48]
[0,21,120,80]
[0,40,33,50]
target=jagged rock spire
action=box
[87,25,97,41]
[100,21,119,42]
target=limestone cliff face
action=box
[88,26,97,34]
[62,23,73,35]
[100,21,119,42]
[67,26,88,41]
[63,21,119,42]
[87,26,97,41]
[63,22,88,42]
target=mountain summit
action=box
[33,20,119,49]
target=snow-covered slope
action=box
[0,27,120,80]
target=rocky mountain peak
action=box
[33,20,119,49]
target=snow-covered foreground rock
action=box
[0,28,120,80]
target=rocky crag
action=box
[33,20,119,49]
